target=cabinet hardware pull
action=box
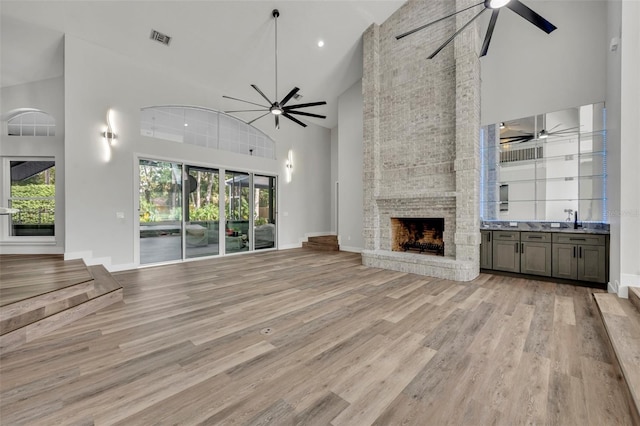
[573,246,576,258]
[570,238,586,241]
[501,235,512,238]
[579,246,582,258]
[529,236,543,239]
[488,233,491,242]
[515,242,518,253]
[521,243,524,252]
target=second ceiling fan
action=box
[223,9,326,129]
[396,0,557,59]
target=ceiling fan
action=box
[500,124,580,144]
[223,9,327,129]
[396,0,557,59]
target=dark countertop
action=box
[481,221,609,235]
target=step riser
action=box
[593,293,640,425]
[0,280,96,335]
[302,242,340,251]
[0,260,124,355]
[630,287,640,315]
[0,289,123,355]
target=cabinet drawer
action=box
[492,231,519,241]
[521,232,551,243]
[552,233,606,246]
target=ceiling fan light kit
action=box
[223,9,327,129]
[396,0,557,59]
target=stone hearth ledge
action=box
[361,250,478,282]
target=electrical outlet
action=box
[116,212,125,219]
[509,222,518,227]
[551,223,560,228]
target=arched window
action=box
[140,106,275,159]
[5,109,56,137]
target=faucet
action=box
[564,208,573,222]
[574,211,581,229]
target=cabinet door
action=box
[578,245,606,283]
[480,231,493,269]
[492,239,520,272]
[552,243,578,280]
[521,242,551,276]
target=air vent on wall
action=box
[150,29,171,46]
[500,146,543,163]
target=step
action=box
[630,287,640,315]
[302,241,340,251]
[593,293,640,425]
[0,262,123,354]
[308,235,338,244]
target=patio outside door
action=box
[254,175,276,250]
[185,166,220,259]
[139,160,183,264]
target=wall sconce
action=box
[285,149,293,183]
[101,109,117,145]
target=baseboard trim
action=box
[340,246,363,253]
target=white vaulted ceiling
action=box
[1,1,404,128]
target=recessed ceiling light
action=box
[184,123,188,127]
[317,40,325,48]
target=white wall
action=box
[337,79,364,252]
[616,0,640,295]
[481,1,607,125]
[0,76,65,254]
[62,35,331,269]
[330,126,339,233]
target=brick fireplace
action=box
[360,0,481,281]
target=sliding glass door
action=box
[139,160,183,264]
[254,175,276,250]
[224,171,250,254]
[185,166,220,259]
[139,158,276,264]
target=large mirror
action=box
[480,102,606,222]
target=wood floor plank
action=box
[0,249,631,425]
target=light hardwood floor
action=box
[0,249,632,425]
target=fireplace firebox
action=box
[391,218,444,256]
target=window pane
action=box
[139,160,183,264]
[225,171,250,254]
[9,160,55,236]
[254,175,276,250]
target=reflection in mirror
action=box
[481,102,606,222]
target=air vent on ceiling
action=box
[150,29,171,46]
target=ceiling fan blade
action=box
[224,109,269,113]
[284,101,327,110]
[286,110,326,119]
[551,126,581,134]
[251,84,274,105]
[275,115,279,129]
[247,112,271,125]
[396,1,484,40]
[480,9,500,57]
[428,9,486,59]
[280,87,300,106]
[506,0,557,34]
[283,113,307,127]
[222,95,269,109]
[500,135,534,143]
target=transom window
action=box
[7,110,56,137]
[140,106,276,159]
